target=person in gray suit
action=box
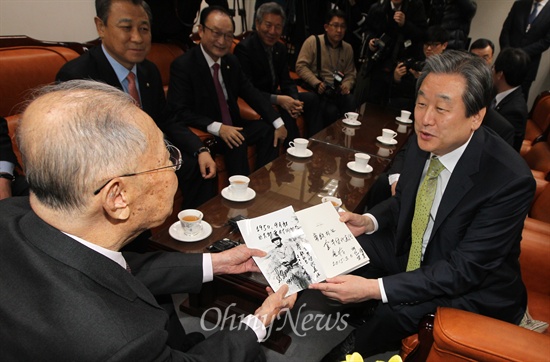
[312,51,535,360]
[0,80,296,361]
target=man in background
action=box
[0,117,28,200]
[469,38,495,65]
[235,2,323,139]
[57,0,217,210]
[0,80,296,360]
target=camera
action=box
[401,58,426,72]
[324,70,344,98]
[371,33,390,62]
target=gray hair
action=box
[96,0,152,24]
[18,80,147,212]
[416,50,492,117]
[256,2,286,25]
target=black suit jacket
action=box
[234,32,299,99]
[0,197,261,361]
[371,127,534,324]
[165,45,279,131]
[0,116,17,165]
[499,0,550,82]
[56,46,203,156]
[495,87,529,152]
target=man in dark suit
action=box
[57,0,217,210]
[0,117,28,200]
[500,0,550,100]
[312,51,535,360]
[0,80,296,360]
[165,6,286,177]
[492,47,530,152]
[234,2,323,139]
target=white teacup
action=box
[229,175,250,198]
[381,128,398,142]
[377,147,394,157]
[178,209,203,236]
[342,127,356,136]
[322,196,342,210]
[345,112,359,120]
[355,153,371,170]
[288,138,309,156]
[400,110,411,121]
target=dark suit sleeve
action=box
[0,117,17,165]
[233,41,273,100]
[498,2,517,49]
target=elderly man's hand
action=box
[338,212,375,236]
[274,125,287,147]
[254,285,297,327]
[211,244,266,275]
[219,124,245,149]
[394,11,406,27]
[278,96,303,118]
[309,275,381,303]
[198,152,216,179]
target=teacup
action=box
[354,153,371,170]
[322,196,342,210]
[400,110,411,121]
[178,209,203,236]
[288,138,309,156]
[229,175,250,198]
[381,128,398,142]
[345,112,359,120]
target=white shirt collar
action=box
[494,86,520,107]
[62,231,128,270]
[101,44,138,84]
[433,131,474,173]
[200,44,222,70]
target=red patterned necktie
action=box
[212,63,232,125]
[126,71,141,108]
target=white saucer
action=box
[342,118,361,126]
[347,161,373,174]
[221,186,256,202]
[169,220,213,242]
[377,136,398,145]
[287,147,313,158]
[396,116,413,124]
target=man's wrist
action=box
[0,172,15,182]
[194,146,210,157]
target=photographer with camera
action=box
[389,25,449,111]
[295,8,357,127]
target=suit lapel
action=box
[91,47,124,91]
[195,47,224,116]
[136,63,153,114]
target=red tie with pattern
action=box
[126,71,141,108]
[212,63,232,125]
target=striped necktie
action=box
[126,71,141,108]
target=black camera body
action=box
[324,70,345,98]
[402,58,426,72]
[371,33,390,62]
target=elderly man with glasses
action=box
[0,80,296,360]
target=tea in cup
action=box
[229,175,250,198]
[400,110,411,121]
[354,153,371,170]
[381,128,398,142]
[288,138,309,156]
[322,196,342,210]
[345,112,359,120]
[178,209,203,236]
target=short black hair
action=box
[95,0,152,24]
[493,47,530,87]
[200,5,235,32]
[470,38,495,54]
[325,8,346,24]
[424,26,449,44]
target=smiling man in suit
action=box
[0,80,296,360]
[500,0,550,100]
[165,5,286,177]
[57,0,217,210]
[311,51,535,360]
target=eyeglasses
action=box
[328,23,347,30]
[93,140,182,195]
[424,42,442,48]
[203,24,235,42]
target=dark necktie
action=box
[126,71,141,108]
[212,63,232,126]
[528,2,540,25]
[407,157,445,271]
[266,48,277,90]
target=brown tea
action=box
[331,201,339,206]
[181,215,200,222]
[232,180,246,184]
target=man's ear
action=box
[471,107,486,131]
[103,179,131,221]
[94,16,105,38]
[441,42,448,51]
[198,24,204,40]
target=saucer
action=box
[347,161,373,174]
[377,136,398,145]
[287,147,313,158]
[221,186,256,202]
[169,220,213,242]
[396,116,413,124]
[342,118,361,126]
